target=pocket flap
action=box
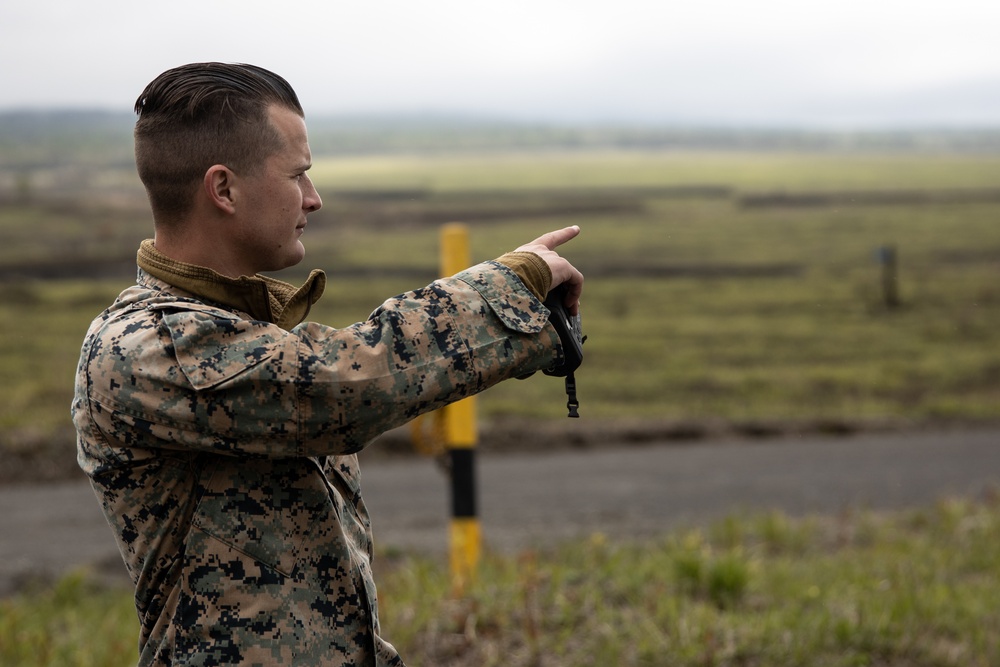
[155,304,286,390]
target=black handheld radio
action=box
[542,284,587,417]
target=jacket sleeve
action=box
[81,261,561,459]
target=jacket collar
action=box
[136,239,326,329]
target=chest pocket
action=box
[152,303,288,391]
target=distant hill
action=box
[2,109,1000,168]
[0,110,135,167]
[306,116,1000,155]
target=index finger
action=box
[531,225,580,250]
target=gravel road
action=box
[1,427,997,596]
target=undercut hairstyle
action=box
[133,62,304,223]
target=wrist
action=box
[495,251,552,301]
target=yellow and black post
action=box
[439,223,480,593]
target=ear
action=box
[203,165,237,215]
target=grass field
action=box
[307,150,1000,192]
[2,495,998,666]
[1,150,1000,473]
[2,146,1000,663]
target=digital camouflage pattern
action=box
[72,259,560,666]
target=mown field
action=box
[2,150,1000,478]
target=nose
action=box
[303,174,322,212]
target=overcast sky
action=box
[2,0,998,128]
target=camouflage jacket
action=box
[72,259,559,666]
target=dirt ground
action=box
[0,415,942,486]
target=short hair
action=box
[133,62,304,222]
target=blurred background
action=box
[3,3,1000,665]
[2,0,1000,477]
[3,0,999,125]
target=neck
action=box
[153,223,250,279]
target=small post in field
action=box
[878,245,900,308]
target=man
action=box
[71,62,583,666]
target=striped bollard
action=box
[440,223,480,593]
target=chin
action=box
[281,244,307,270]
[260,253,305,275]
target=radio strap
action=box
[564,372,580,418]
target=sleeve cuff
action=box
[454,261,552,334]
[493,252,552,301]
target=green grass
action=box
[0,572,137,667]
[4,496,999,666]
[308,151,1000,192]
[2,151,1000,457]
[0,282,123,447]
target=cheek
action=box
[281,187,302,215]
